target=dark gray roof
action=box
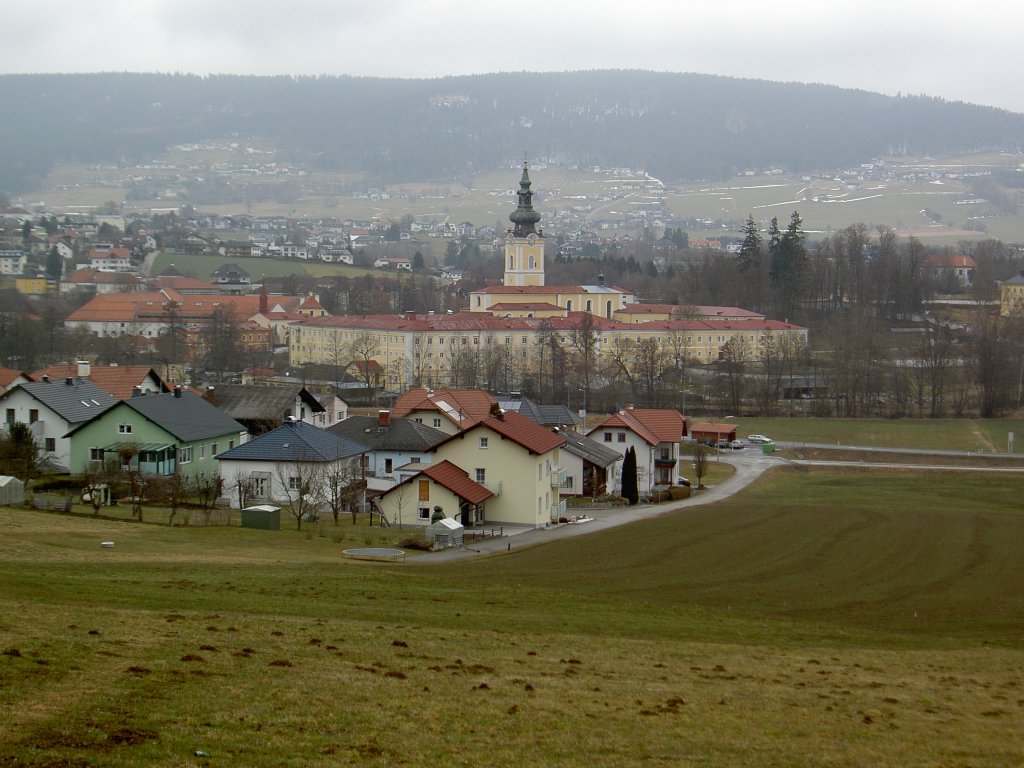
[206,384,324,421]
[8,379,117,423]
[556,428,622,468]
[328,416,447,452]
[123,391,246,442]
[499,397,583,428]
[217,420,366,462]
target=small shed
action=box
[425,517,464,549]
[241,504,281,531]
[0,475,25,506]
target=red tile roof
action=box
[65,291,264,325]
[589,408,686,446]
[393,388,497,427]
[28,364,170,400]
[420,460,494,504]
[478,410,566,454]
[0,366,31,388]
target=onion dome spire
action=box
[509,157,542,237]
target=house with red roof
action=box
[0,366,32,396]
[430,408,566,527]
[393,387,498,434]
[923,253,975,289]
[29,362,169,401]
[587,407,687,494]
[374,459,493,528]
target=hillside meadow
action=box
[1,466,1022,766]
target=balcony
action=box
[550,467,567,487]
[481,481,502,496]
[550,499,567,521]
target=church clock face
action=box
[526,234,537,246]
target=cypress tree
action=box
[621,446,639,505]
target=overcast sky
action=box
[5,0,1021,113]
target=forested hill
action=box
[2,70,1023,194]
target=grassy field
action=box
[149,252,382,281]
[2,467,1022,766]
[731,417,1024,453]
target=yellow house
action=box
[375,459,493,527]
[999,270,1024,316]
[15,277,48,295]
[431,411,566,528]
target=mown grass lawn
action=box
[2,467,1022,767]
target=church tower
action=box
[503,160,545,286]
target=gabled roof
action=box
[29,364,169,401]
[329,415,447,452]
[589,408,685,446]
[435,410,565,456]
[556,429,622,468]
[5,379,118,423]
[205,384,324,422]
[384,459,493,505]
[216,420,366,462]
[924,254,976,269]
[393,387,497,428]
[72,391,246,442]
[498,397,582,429]
[0,366,31,389]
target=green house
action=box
[65,390,247,478]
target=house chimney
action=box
[205,385,216,400]
[76,360,91,378]
[378,410,391,427]
[65,377,74,386]
[405,310,416,320]
[259,285,268,314]
[131,386,142,398]
[174,385,182,399]
[41,375,49,383]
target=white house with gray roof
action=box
[216,420,367,508]
[1,378,118,472]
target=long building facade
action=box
[289,162,807,390]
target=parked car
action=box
[747,434,773,444]
[676,476,691,487]
[717,439,731,449]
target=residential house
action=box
[373,256,412,270]
[374,459,492,528]
[555,428,621,497]
[61,269,144,295]
[329,410,447,487]
[64,388,247,478]
[204,384,326,436]
[215,420,366,509]
[313,392,349,427]
[924,254,975,290]
[0,378,118,471]
[431,409,565,527]
[210,263,252,294]
[393,387,497,434]
[587,408,686,494]
[86,245,133,272]
[30,362,169,400]
[0,367,32,396]
[0,250,27,276]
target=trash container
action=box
[762,443,775,454]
